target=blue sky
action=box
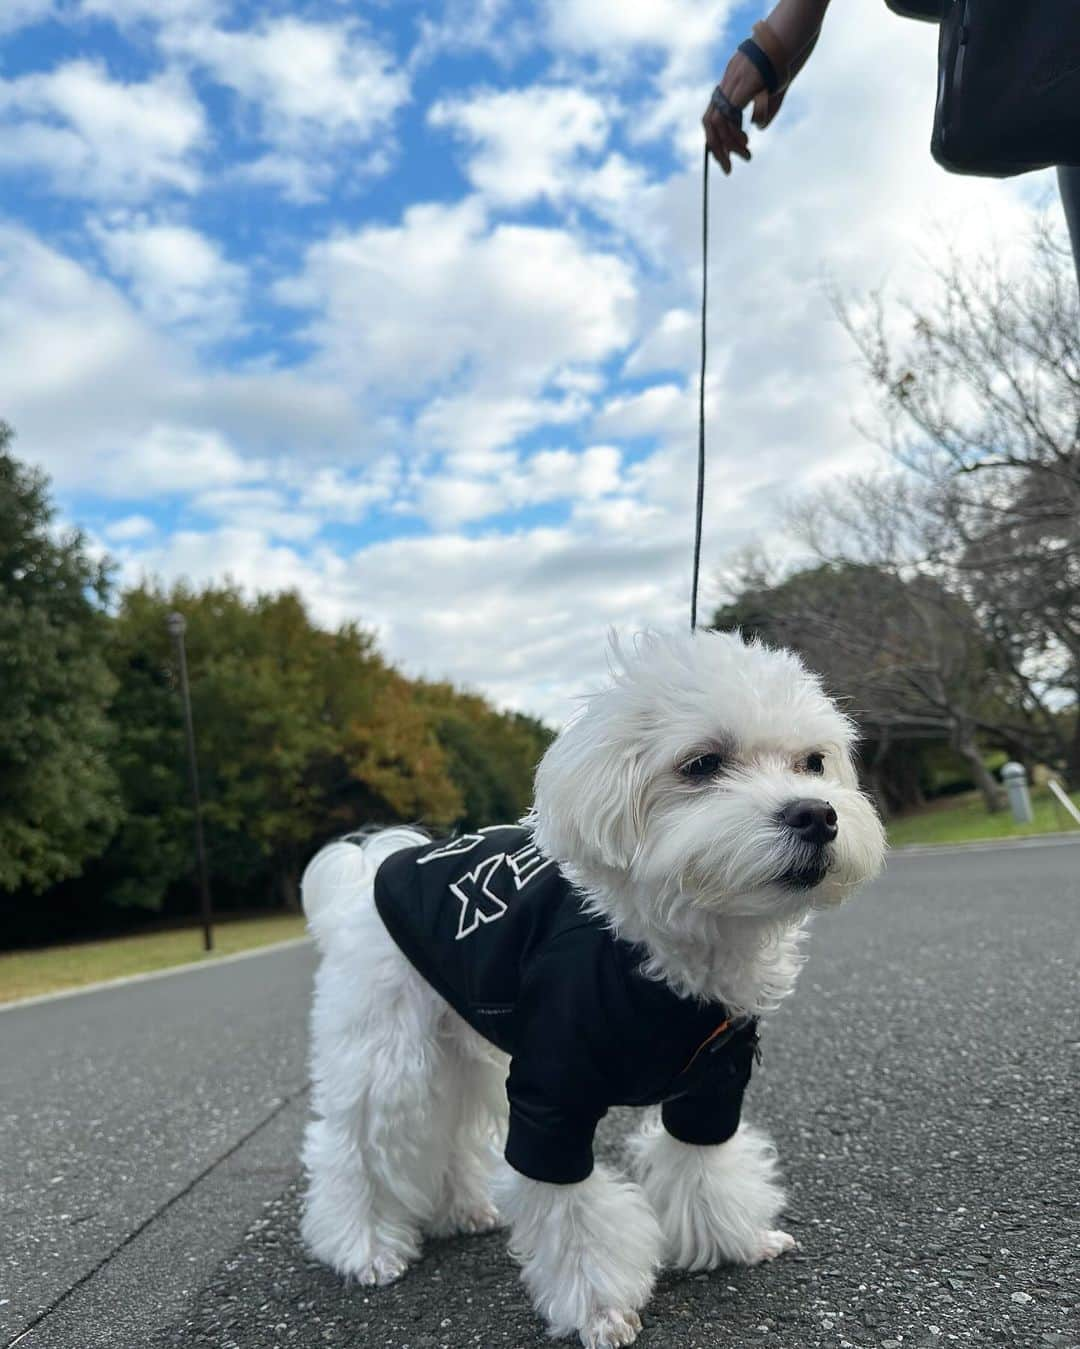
[0,0,1057,717]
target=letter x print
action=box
[451,853,508,941]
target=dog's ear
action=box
[531,710,647,871]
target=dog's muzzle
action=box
[779,798,837,846]
[777,798,837,889]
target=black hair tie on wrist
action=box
[737,37,780,95]
[709,85,744,130]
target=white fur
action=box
[300,827,507,1284]
[531,631,886,1011]
[629,1117,794,1269]
[493,1163,662,1347]
[300,630,886,1345]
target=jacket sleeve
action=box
[503,941,610,1185]
[660,1023,757,1147]
[504,1069,607,1184]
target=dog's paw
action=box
[350,1250,411,1286]
[428,1198,501,1238]
[452,1198,501,1234]
[579,1308,642,1348]
[751,1229,797,1263]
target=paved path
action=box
[1,942,317,1347]
[3,840,1078,1349]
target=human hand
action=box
[702,51,789,174]
[703,12,815,174]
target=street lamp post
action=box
[166,611,214,952]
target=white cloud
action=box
[593,383,686,440]
[79,0,221,20]
[0,61,205,200]
[188,462,400,541]
[416,477,502,530]
[230,151,325,206]
[277,198,638,414]
[117,424,265,496]
[426,81,660,231]
[116,526,332,602]
[576,152,655,222]
[68,10,406,200]
[163,16,407,180]
[430,85,610,206]
[234,143,393,205]
[416,390,588,459]
[192,485,321,541]
[625,309,697,376]
[416,444,622,527]
[290,461,400,524]
[0,0,54,34]
[411,0,531,68]
[543,0,736,88]
[0,225,364,495]
[544,0,732,54]
[90,216,246,339]
[345,525,683,704]
[0,223,167,414]
[104,513,156,541]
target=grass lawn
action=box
[0,912,308,1006]
[887,784,1080,849]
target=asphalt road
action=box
[1,942,317,1348]
[3,838,1078,1349]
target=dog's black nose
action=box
[779,798,838,846]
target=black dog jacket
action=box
[374,825,758,1185]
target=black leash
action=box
[691,145,709,633]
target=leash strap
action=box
[691,145,709,633]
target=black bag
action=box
[883,1,942,19]
[931,0,1080,176]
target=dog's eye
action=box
[679,753,724,780]
[804,752,826,775]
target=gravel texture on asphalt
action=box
[2,943,317,1346]
[10,840,1080,1349]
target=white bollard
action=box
[1000,761,1034,824]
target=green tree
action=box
[418,683,553,829]
[0,423,120,893]
[97,583,463,914]
[301,618,464,847]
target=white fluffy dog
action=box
[299,630,886,1347]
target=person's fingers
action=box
[701,46,768,172]
[751,89,770,128]
[758,88,787,129]
[702,105,750,154]
[702,109,746,173]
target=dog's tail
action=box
[301,827,430,948]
